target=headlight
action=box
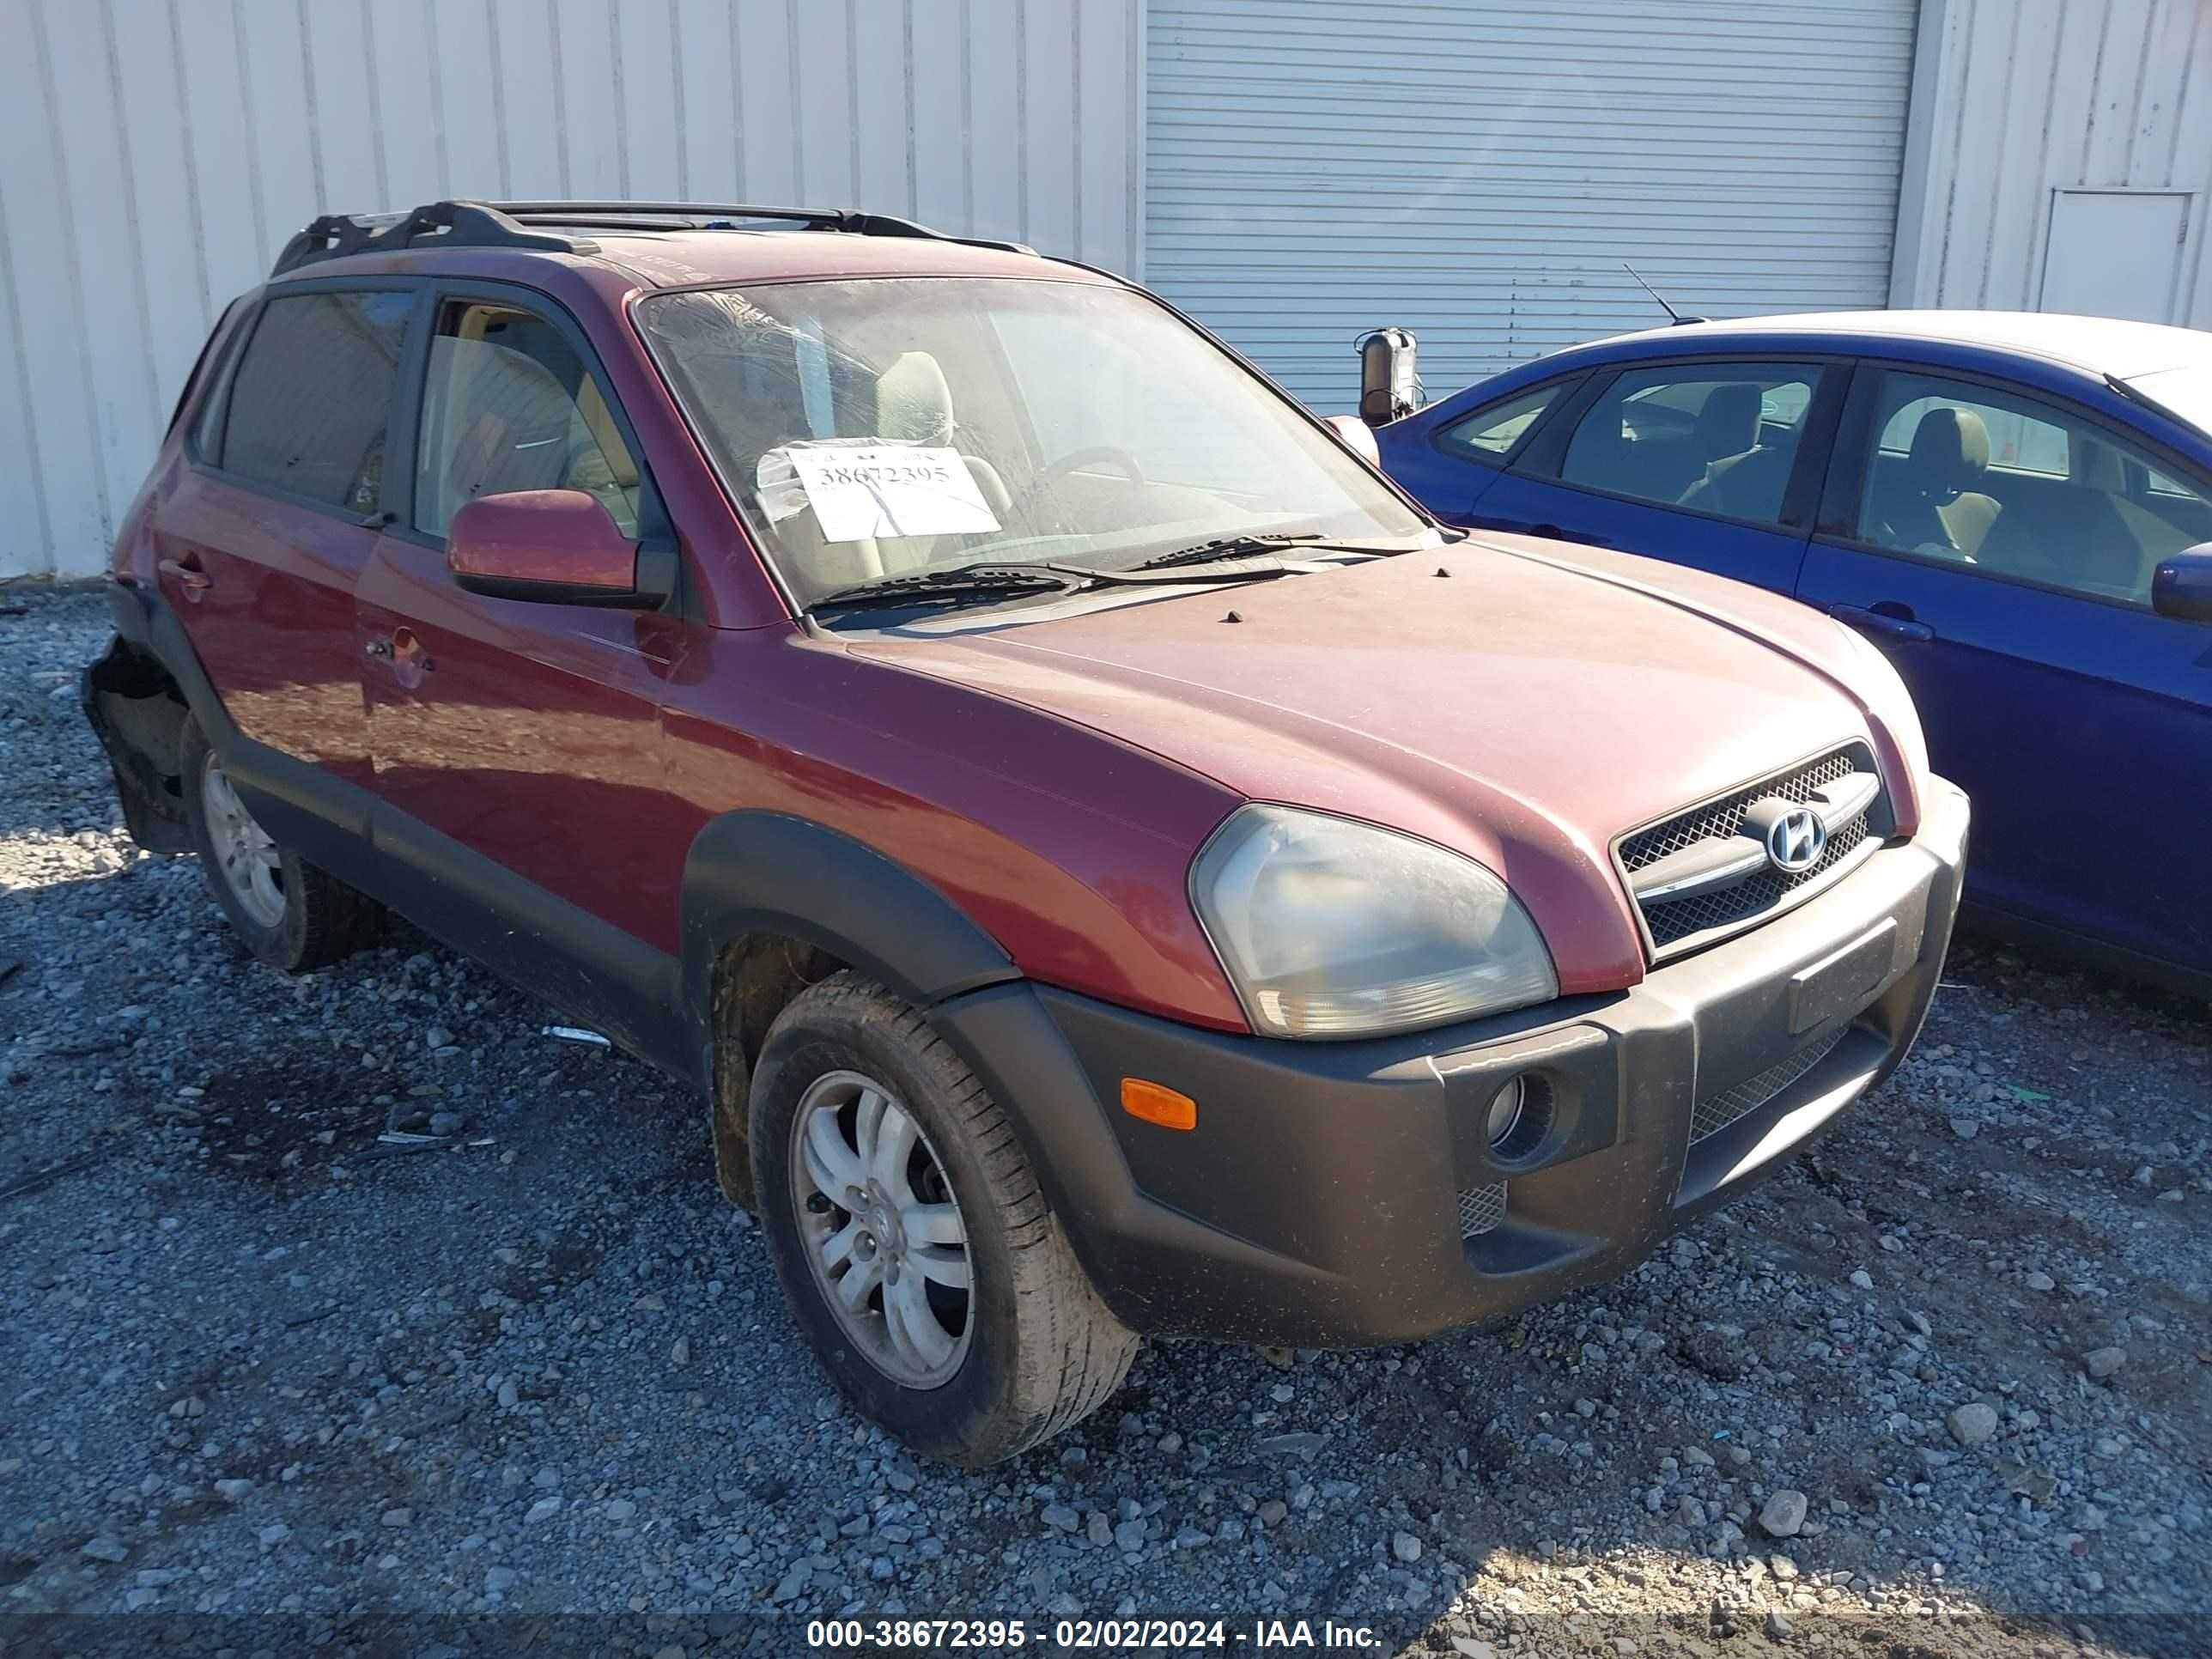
[1190,805,1557,1038]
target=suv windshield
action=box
[636,276,1430,607]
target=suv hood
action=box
[847,535,1917,991]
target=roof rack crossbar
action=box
[270,198,1036,276]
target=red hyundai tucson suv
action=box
[83,200,1968,1466]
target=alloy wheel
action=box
[789,1069,974,1388]
[199,753,287,928]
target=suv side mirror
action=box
[447,489,675,608]
[2152,544,2212,623]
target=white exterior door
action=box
[2039,190,2194,324]
[1144,0,1922,408]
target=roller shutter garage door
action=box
[1145,0,1921,409]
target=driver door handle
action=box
[157,557,211,593]
[1826,601,1934,644]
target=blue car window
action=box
[1853,369,2212,605]
[1557,362,1822,527]
[1876,390,2068,477]
[1437,383,1564,463]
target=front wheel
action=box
[179,718,380,971]
[749,973,1136,1466]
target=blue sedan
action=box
[1376,312,2212,993]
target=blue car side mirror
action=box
[2152,544,2212,623]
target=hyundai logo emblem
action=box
[1765,807,1827,873]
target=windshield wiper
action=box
[811,563,1079,612]
[1127,533,1346,571]
[1042,556,1294,586]
[813,555,1299,614]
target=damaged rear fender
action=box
[82,633,191,854]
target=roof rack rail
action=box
[270,198,1034,276]
[488,200,1036,255]
[270,200,596,276]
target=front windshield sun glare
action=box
[635,276,1432,611]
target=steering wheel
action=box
[1034,446,1146,489]
[1010,446,1147,536]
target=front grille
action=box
[1456,1181,1507,1237]
[1691,1025,1849,1142]
[1642,816,1869,946]
[1620,746,1883,956]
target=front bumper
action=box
[935,779,1969,1347]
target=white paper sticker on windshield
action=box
[771,444,1001,543]
[756,448,809,525]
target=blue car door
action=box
[1396,357,1842,597]
[1796,362,2212,979]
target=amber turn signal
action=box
[1119,1078,1197,1131]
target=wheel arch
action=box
[682,811,1022,1200]
[83,631,193,853]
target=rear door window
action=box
[1555,362,1824,526]
[221,290,413,514]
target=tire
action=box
[749,971,1137,1467]
[179,717,380,971]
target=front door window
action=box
[1849,369,2212,605]
[414,301,642,538]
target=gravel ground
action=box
[3,583,2208,1659]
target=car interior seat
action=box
[1977,470,2158,599]
[1677,384,1793,520]
[726,349,891,594]
[1867,406,2000,559]
[433,341,580,529]
[1582,381,1763,506]
[872,351,1012,573]
[1695,384,1763,465]
[431,332,643,537]
[568,377,642,533]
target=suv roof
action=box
[269,198,1066,291]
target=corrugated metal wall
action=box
[1890,0,2212,320]
[0,0,1145,577]
[1145,0,1921,410]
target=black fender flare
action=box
[678,811,1019,1045]
[678,813,1172,1319]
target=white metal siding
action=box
[1146,0,1921,409]
[1891,0,2212,325]
[0,0,1144,577]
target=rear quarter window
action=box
[1437,381,1569,463]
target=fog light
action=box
[1485,1078,1526,1147]
[1483,1073,1552,1164]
